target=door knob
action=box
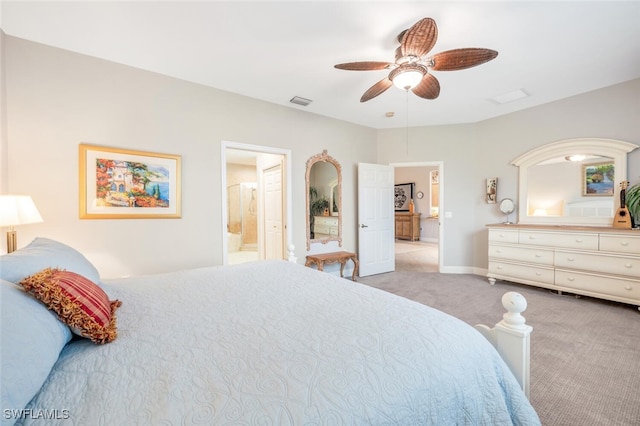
[360,224,368,228]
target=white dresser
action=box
[314,216,338,236]
[487,224,640,308]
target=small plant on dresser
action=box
[626,181,640,228]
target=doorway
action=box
[391,162,443,272]
[221,141,292,265]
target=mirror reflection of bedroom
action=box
[394,165,441,273]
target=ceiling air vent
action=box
[289,96,312,107]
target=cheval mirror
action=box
[306,150,342,250]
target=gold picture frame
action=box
[79,144,181,219]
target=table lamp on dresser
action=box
[0,195,43,253]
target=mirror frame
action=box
[306,150,342,250]
[512,138,638,226]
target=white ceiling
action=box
[2,1,640,129]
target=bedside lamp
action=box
[0,195,44,253]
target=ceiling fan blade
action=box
[430,48,498,71]
[335,61,393,71]
[360,78,393,102]
[412,74,440,100]
[400,18,438,58]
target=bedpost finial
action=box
[287,244,297,263]
[501,292,528,329]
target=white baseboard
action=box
[317,265,488,280]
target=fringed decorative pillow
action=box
[20,268,122,344]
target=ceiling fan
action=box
[334,17,498,102]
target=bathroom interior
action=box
[227,162,259,264]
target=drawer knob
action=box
[535,254,542,258]
[625,263,632,269]
[567,277,575,282]
[567,257,575,262]
[497,266,502,270]
[575,239,583,243]
[529,236,535,240]
[535,272,541,276]
[496,249,502,253]
[625,286,633,291]
[621,242,629,246]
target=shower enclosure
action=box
[227,182,258,256]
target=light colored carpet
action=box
[395,240,438,273]
[394,241,429,254]
[357,272,640,426]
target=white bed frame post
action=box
[475,292,533,398]
[287,244,297,263]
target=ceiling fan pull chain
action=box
[406,90,410,156]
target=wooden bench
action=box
[305,251,359,281]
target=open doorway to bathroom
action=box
[221,141,291,266]
[392,162,443,273]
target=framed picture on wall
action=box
[431,170,439,184]
[79,144,182,219]
[582,162,614,196]
[486,177,497,204]
[394,182,414,211]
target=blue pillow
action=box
[0,279,72,423]
[0,237,101,284]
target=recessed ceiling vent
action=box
[490,89,529,105]
[290,96,313,106]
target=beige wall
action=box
[378,79,640,272]
[2,36,376,277]
[1,31,8,193]
[3,35,639,277]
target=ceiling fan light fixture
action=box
[334,17,497,102]
[390,65,425,90]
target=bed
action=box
[1,238,539,425]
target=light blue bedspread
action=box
[20,260,540,425]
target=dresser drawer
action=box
[599,234,640,254]
[488,261,554,285]
[555,250,640,278]
[555,270,640,303]
[488,228,519,244]
[489,244,553,265]
[519,231,598,250]
[315,216,338,226]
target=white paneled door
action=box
[264,164,284,260]
[358,163,395,277]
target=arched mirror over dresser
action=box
[512,138,638,226]
[306,150,342,250]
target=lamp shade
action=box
[0,195,44,227]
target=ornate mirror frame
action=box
[306,150,342,250]
[512,138,638,226]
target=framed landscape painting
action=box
[582,161,614,196]
[79,144,181,219]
